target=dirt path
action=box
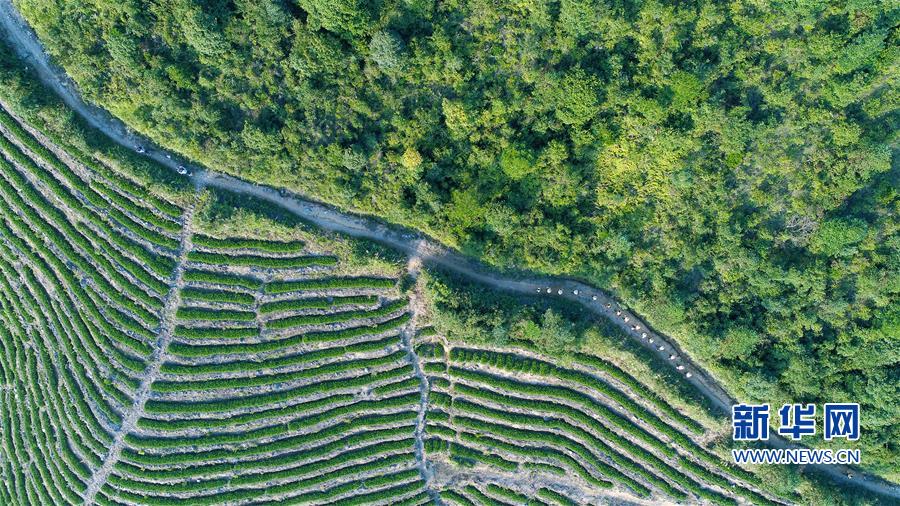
[429,460,660,506]
[400,265,440,503]
[82,198,198,505]
[0,2,897,501]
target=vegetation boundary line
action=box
[401,282,440,503]
[82,196,199,504]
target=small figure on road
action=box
[573,290,579,295]
[685,373,692,378]
[592,296,597,301]
[676,365,685,370]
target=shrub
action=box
[266,276,395,294]
[180,287,255,305]
[259,294,376,314]
[183,269,262,290]
[187,251,337,268]
[176,306,255,322]
[144,364,412,414]
[161,333,398,374]
[131,393,418,449]
[192,234,304,253]
[169,312,409,357]
[122,414,415,465]
[172,325,258,340]
[151,349,407,392]
[137,392,356,431]
[110,442,413,496]
[265,298,406,330]
[537,487,577,506]
[575,351,705,434]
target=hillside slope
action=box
[7,0,898,480]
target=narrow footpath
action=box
[82,199,197,505]
[401,261,440,503]
[0,1,897,500]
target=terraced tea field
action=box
[414,335,788,506]
[0,100,784,505]
[0,103,432,505]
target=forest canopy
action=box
[12,0,899,477]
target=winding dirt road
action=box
[1,1,897,501]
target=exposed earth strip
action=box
[82,199,198,505]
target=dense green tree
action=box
[12,0,899,478]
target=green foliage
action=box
[162,334,398,375]
[144,365,411,414]
[296,0,372,41]
[457,430,612,490]
[110,441,411,494]
[168,312,410,357]
[440,490,476,506]
[182,269,262,290]
[809,218,869,258]
[180,287,255,305]
[191,235,304,253]
[451,348,759,485]
[6,0,900,480]
[186,250,337,268]
[537,487,577,506]
[369,31,404,74]
[0,43,190,203]
[714,327,764,361]
[0,33,435,506]
[173,325,257,340]
[499,147,534,180]
[259,294,377,314]
[542,69,601,127]
[453,397,656,497]
[0,128,175,291]
[485,484,541,505]
[266,276,395,293]
[137,392,354,431]
[200,188,307,230]
[130,393,417,450]
[112,430,417,504]
[428,437,518,472]
[372,376,421,396]
[265,297,407,329]
[151,350,406,392]
[574,352,705,434]
[176,306,255,322]
[0,145,163,323]
[124,413,413,463]
[511,309,574,354]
